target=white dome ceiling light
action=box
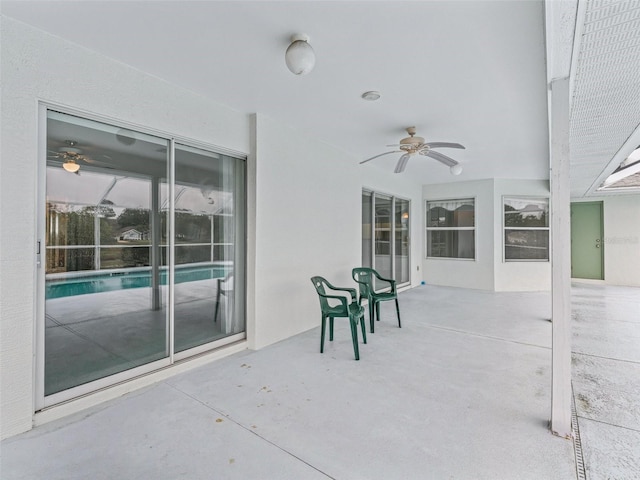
[449,164,463,175]
[285,34,315,75]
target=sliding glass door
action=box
[374,194,393,278]
[40,108,245,406]
[173,144,245,354]
[361,190,410,286]
[395,198,410,284]
[361,191,372,268]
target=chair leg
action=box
[350,318,360,361]
[369,302,375,333]
[320,316,326,353]
[214,284,221,323]
[329,317,335,341]
[360,314,367,344]
[376,302,381,322]
[395,298,401,328]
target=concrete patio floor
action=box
[1,283,638,479]
[570,283,640,479]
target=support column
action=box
[550,77,572,438]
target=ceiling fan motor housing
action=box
[399,126,425,152]
[359,126,463,174]
[59,147,82,156]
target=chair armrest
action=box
[324,281,358,302]
[317,293,349,309]
[371,272,397,293]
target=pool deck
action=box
[44,278,238,394]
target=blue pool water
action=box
[46,266,228,299]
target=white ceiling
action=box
[2,1,638,193]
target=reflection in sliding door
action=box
[44,110,169,397]
[173,144,245,353]
[395,198,410,284]
[362,191,372,268]
[42,109,247,405]
[374,194,392,279]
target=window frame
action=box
[425,197,476,260]
[502,195,550,262]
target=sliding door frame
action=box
[362,189,411,287]
[36,102,247,410]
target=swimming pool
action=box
[46,265,229,299]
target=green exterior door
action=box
[570,202,604,279]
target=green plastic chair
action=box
[214,272,233,323]
[352,267,401,333]
[310,276,367,360]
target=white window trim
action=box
[425,197,476,260]
[503,195,550,262]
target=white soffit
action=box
[570,0,640,197]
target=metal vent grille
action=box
[572,386,587,480]
[570,0,640,196]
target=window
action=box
[503,197,549,261]
[362,190,411,285]
[426,198,475,259]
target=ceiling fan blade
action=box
[80,157,115,168]
[360,151,401,164]
[425,142,465,150]
[394,154,411,173]
[425,150,458,167]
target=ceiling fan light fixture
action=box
[450,164,463,176]
[285,34,315,75]
[116,128,137,146]
[63,159,80,173]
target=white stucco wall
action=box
[572,195,640,287]
[603,195,640,286]
[250,114,424,349]
[423,179,495,290]
[0,17,425,438]
[252,114,361,348]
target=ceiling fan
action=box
[48,140,112,174]
[360,127,465,175]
